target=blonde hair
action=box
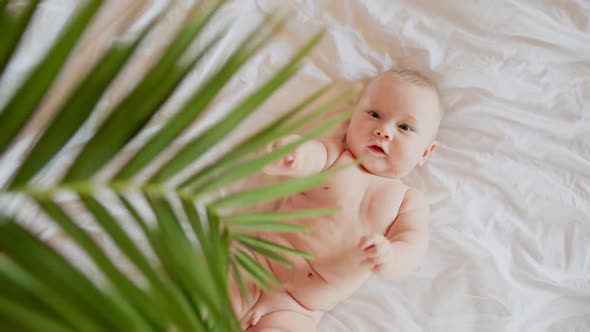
[385,67,444,115]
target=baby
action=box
[231,68,443,331]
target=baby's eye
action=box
[398,124,413,131]
[368,111,381,119]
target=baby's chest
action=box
[303,167,365,208]
[302,168,405,232]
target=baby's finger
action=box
[361,256,385,267]
[363,245,377,257]
[357,235,369,250]
[283,153,295,168]
[371,263,384,273]
[360,234,385,251]
[360,257,375,267]
[365,245,387,258]
[358,235,378,250]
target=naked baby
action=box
[231,68,443,331]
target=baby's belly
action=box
[263,229,371,311]
[268,247,370,311]
[261,188,379,310]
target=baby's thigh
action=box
[246,310,317,332]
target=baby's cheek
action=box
[398,146,418,167]
[388,156,411,177]
[385,160,401,177]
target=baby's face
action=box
[345,73,440,179]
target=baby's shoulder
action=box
[398,186,429,215]
[318,137,348,168]
[375,183,427,216]
[319,137,346,154]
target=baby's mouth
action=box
[368,144,386,155]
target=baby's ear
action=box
[419,141,438,166]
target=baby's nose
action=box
[373,128,393,140]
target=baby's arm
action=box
[358,188,430,280]
[263,134,344,177]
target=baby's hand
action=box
[262,134,302,176]
[358,234,393,273]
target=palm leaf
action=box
[234,250,279,291]
[231,221,309,233]
[8,11,159,188]
[224,208,338,223]
[236,239,294,269]
[0,0,40,75]
[0,221,148,331]
[222,206,337,235]
[208,161,356,211]
[112,15,284,181]
[235,232,314,259]
[0,0,103,154]
[0,258,104,332]
[149,30,325,183]
[180,87,351,192]
[192,108,352,197]
[62,1,226,182]
[0,297,76,332]
[145,196,219,306]
[178,84,332,190]
[0,1,350,331]
[37,199,165,327]
[181,198,210,256]
[231,259,251,305]
[117,194,210,331]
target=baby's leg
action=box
[229,248,323,331]
[245,310,317,332]
[242,289,323,332]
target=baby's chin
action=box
[360,161,401,179]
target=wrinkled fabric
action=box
[1,1,588,331]
[208,2,590,331]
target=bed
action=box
[3,0,589,331]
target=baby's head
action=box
[345,68,443,179]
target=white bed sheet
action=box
[2,0,589,331]
[214,1,590,331]
[214,0,590,332]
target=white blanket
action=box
[215,1,590,330]
[219,0,590,332]
[3,0,589,331]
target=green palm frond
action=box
[0,0,40,74]
[0,0,103,154]
[0,1,351,331]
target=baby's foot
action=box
[263,134,301,176]
[240,309,262,330]
[263,152,298,175]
